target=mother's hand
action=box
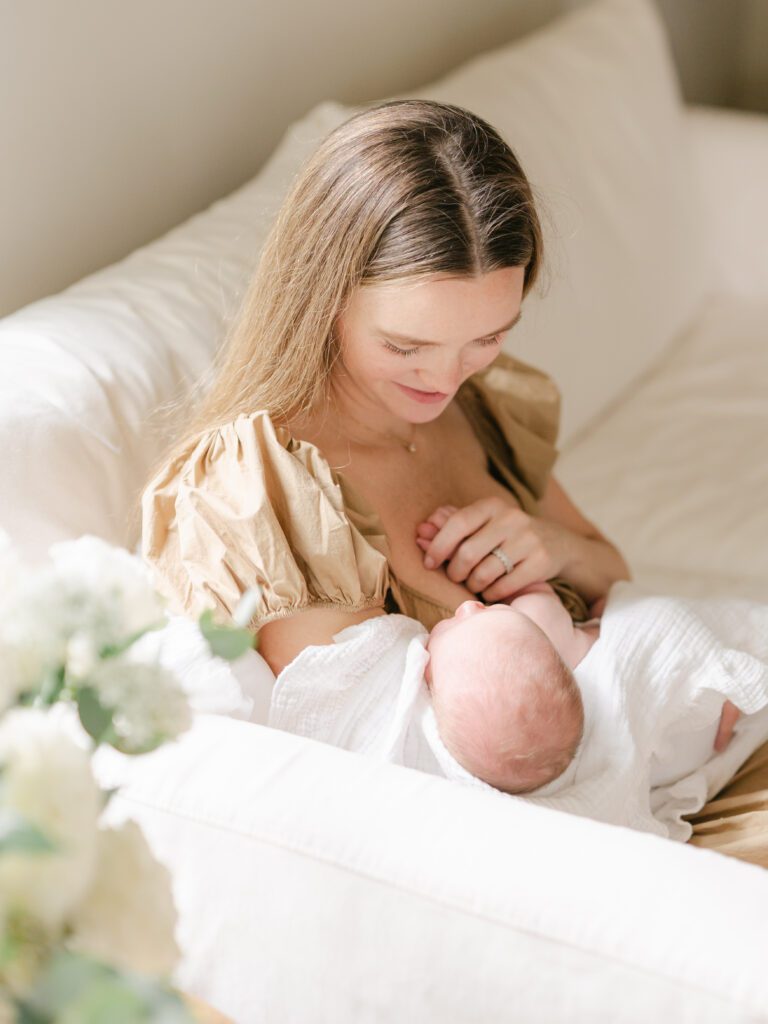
[415,498,574,603]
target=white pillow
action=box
[0,0,708,560]
[0,100,354,564]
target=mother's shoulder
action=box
[214,407,302,452]
[163,407,323,490]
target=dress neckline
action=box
[274,370,532,622]
[270,365,591,625]
[327,375,521,529]
[323,375,523,616]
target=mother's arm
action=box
[257,605,387,678]
[537,474,632,612]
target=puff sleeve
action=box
[140,410,390,631]
[468,350,562,504]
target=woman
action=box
[139,99,751,858]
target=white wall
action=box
[0,0,563,319]
[1,0,764,319]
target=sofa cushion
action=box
[686,105,768,300]
[93,712,768,1023]
[556,290,768,603]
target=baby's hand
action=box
[714,699,741,753]
[415,505,458,552]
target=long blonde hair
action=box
[130,98,548,541]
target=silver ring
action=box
[491,545,514,574]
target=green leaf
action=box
[76,688,114,745]
[0,808,58,855]
[0,929,20,971]
[18,949,197,1024]
[16,948,106,1014]
[111,734,162,757]
[61,980,148,1023]
[36,665,66,707]
[98,617,168,660]
[198,609,256,661]
[16,1002,49,1024]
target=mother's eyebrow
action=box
[378,310,523,346]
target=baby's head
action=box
[425,589,585,794]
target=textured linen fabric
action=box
[140,350,591,634]
[268,580,768,846]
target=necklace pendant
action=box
[406,441,417,453]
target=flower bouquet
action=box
[0,530,259,1022]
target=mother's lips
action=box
[396,382,451,401]
[404,385,446,395]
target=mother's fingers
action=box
[422,497,515,569]
[465,550,514,593]
[479,538,549,602]
[446,520,509,586]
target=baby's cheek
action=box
[425,645,448,692]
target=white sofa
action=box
[3,0,768,1019]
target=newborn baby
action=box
[269,567,768,839]
[424,576,751,803]
[424,581,601,794]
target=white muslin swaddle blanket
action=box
[267,581,768,840]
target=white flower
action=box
[0,535,170,705]
[67,820,180,976]
[84,656,192,753]
[48,535,168,641]
[65,629,100,680]
[0,567,71,700]
[0,708,101,932]
[0,639,29,715]
[1,536,166,661]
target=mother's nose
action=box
[454,600,485,620]
[423,355,467,395]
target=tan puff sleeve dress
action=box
[140,411,390,630]
[140,351,591,634]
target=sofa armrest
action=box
[93,714,768,1024]
[685,104,768,300]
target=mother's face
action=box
[333,267,526,422]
